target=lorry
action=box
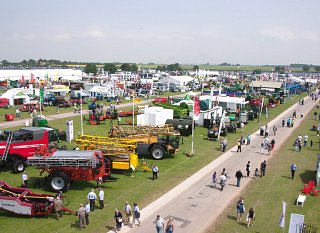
[0,127,62,173]
[109,125,180,159]
[27,150,113,192]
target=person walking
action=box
[290,163,297,180]
[235,169,243,187]
[246,161,251,177]
[271,138,276,150]
[304,134,308,147]
[212,171,217,188]
[236,197,245,221]
[254,168,259,179]
[87,189,97,211]
[152,164,159,180]
[54,197,63,220]
[99,188,104,209]
[273,125,277,136]
[165,217,174,233]
[247,134,251,145]
[124,201,132,225]
[131,203,141,227]
[78,204,86,229]
[236,140,241,152]
[153,215,165,233]
[22,171,28,187]
[114,208,123,231]
[219,173,227,191]
[260,160,266,177]
[85,202,90,225]
[246,207,255,228]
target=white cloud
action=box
[85,29,105,38]
[259,27,295,41]
[23,34,36,40]
[51,33,73,41]
[302,32,318,41]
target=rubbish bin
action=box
[5,114,14,121]
[32,117,48,127]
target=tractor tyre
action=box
[151,146,165,160]
[13,160,26,173]
[47,172,70,192]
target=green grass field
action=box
[212,106,320,233]
[0,92,310,233]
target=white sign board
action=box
[288,213,304,233]
[66,120,74,143]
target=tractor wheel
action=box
[47,172,70,192]
[13,160,26,173]
[151,146,165,160]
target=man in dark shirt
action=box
[235,169,243,187]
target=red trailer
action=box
[27,150,113,192]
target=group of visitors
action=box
[235,197,256,228]
[113,202,141,231]
[153,215,174,233]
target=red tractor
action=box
[27,149,113,192]
[0,127,50,173]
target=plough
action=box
[0,180,74,216]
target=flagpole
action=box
[191,95,196,155]
[80,89,83,135]
[132,91,135,129]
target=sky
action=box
[1,0,319,66]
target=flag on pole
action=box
[21,75,25,82]
[193,96,200,120]
[30,73,35,83]
[279,201,286,228]
[39,88,44,103]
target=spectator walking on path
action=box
[87,189,97,211]
[219,173,227,191]
[246,161,251,177]
[131,203,141,227]
[290,163,297,180]
[293,110,297,118]
[235,170,244,187]
[124,201,132,225]
[99,188,104,209]
[153,215,165,233]
[246,207,255,228]
[236,197,245,221]
[247,134,251,145]
[114,208,123,231]
[260,160,267,177]
[78,204,86,229]
[254,168,259,179]
[236,140,242,152]
[273,125,277,136]
[165,217,174,233]
[152,164,159,180]
[271,138,276,150]
[212,171,217,188]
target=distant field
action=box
[66,64,308,72]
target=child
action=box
[254,168,259,179]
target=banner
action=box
[279,201,286,228]
[39,88,44,103]
[193,96,200,120]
